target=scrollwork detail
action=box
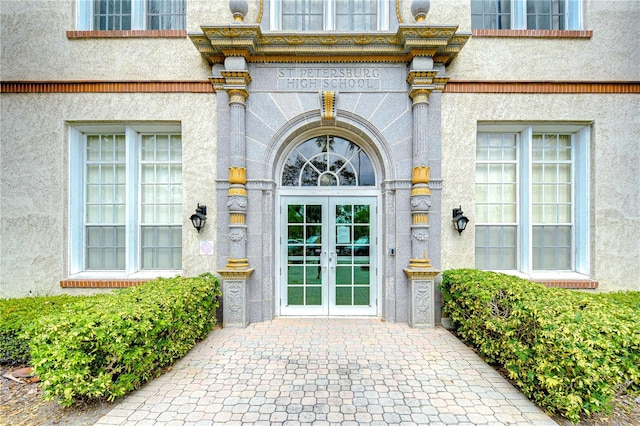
[410,195,431,209]
[412,231,429,242]
[229,232,246,243]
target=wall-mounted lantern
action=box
[452,206,469,235]
[190,204,207,233]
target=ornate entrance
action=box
[277,135,379,316]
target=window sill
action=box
[62,271,182,288]
[492,270,598,289]
[472,29,593,38]
[61,279,148,288]
[67,30,187,39]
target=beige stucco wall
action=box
[0,93,217,298]
[438,0,639,82]
[3,1,638,82]
[440,93,640,292]
[0,0,227,81]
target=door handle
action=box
[321,251,328,271]
[329,251,337,270]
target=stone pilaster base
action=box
[404,269,440,328]
[218,268,254,328]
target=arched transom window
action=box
[282,135,375,187]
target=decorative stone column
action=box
[215,55,254,328]
[404,56,440,328]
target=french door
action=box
[280,196,377,316]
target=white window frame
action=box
[270,0,389,31]
[471,0,583,30]
[68,123,183,279]
[76,0,185,31]
[475,123,590,280]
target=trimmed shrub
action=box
[441,269,640,423]
[0,295,88,367]
[25,273,221,406]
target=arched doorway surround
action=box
[267,112,393,317]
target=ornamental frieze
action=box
[191,24,469,67]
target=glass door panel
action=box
[280,196,376,316]
[284,201,327,315]
[330,200,375,315]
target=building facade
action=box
[1,0,639,326]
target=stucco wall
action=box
[0,93,217,298]
[440,92,640,291]
[442,0,639,82]
[0,0,223,81]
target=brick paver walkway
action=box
[95,318,557,425]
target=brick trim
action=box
[472,29,593,38]
[444,81,640,94]
[67,30,187,38]
[3,80,637,95]
[60,279,148,288]
[533,280,599,289]
[1,81,215,93]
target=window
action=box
[69,124,182,276]
[282,135,375,187]
[77,0,185,31]
[475,124,590,276]
[471,0,583,30]
[271,0,388,31]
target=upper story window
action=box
[77,0,185,31]
[270,0,389,31]
[471,0,583,30]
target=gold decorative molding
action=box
[413,213,429,224]
[321,91,336,121]
[407,70,438,85]
[407,257,433,269]
[412,166,430,184]
[218,267,254,280]
[224,258,251,270]
[257,0,263,24]
[228,88,249,104]
[404,268,440,280]
[229,167,247,184]
[230,213,246,224]
[409,88,432,104]
[190,24,469,66]
[411,166,431,196]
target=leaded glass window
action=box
[282,136,375,187]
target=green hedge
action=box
[441,269,640,423]
[25,273,221,406]
[0,295,87,366]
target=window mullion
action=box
[77,0,93,30]
[567,0,582,29]
[69,128,85,273]
[131,0,145,30]
[271,0,281,30]
[378,0,389,31]
[326,0,335,31]
[126,127,139,274]
[574,127,589,274]
[519,127,532,274]
[513,0,526,29]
